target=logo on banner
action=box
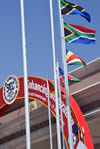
[3,75,19,105]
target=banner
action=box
[0,75,94,149]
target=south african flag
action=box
[64,23,96,44]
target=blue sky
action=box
[0,0,99,86]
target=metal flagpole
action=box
[61,16,74,149]
[57,1,74,149]
[47,78,53,149]
[49,0,61,149]
[20,0,31,149]
[56,60,65,149]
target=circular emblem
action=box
[3,75,19,105]
[68,133,77,147]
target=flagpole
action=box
[61,17,74,149]
[47,78,53,149]
[49,0,61,149]
[56,60,65,149]
[58,1,74,149]
[20,0,31,149]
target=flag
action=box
[66,49,87,69]
[60,0,91,22]
[48,80,55,94]
[59,67,64,82]
[64,23,96,44]
[68,74,81,83]
[59,67,81,83]
[48,79,64,95]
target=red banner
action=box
[0,75,94,149]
